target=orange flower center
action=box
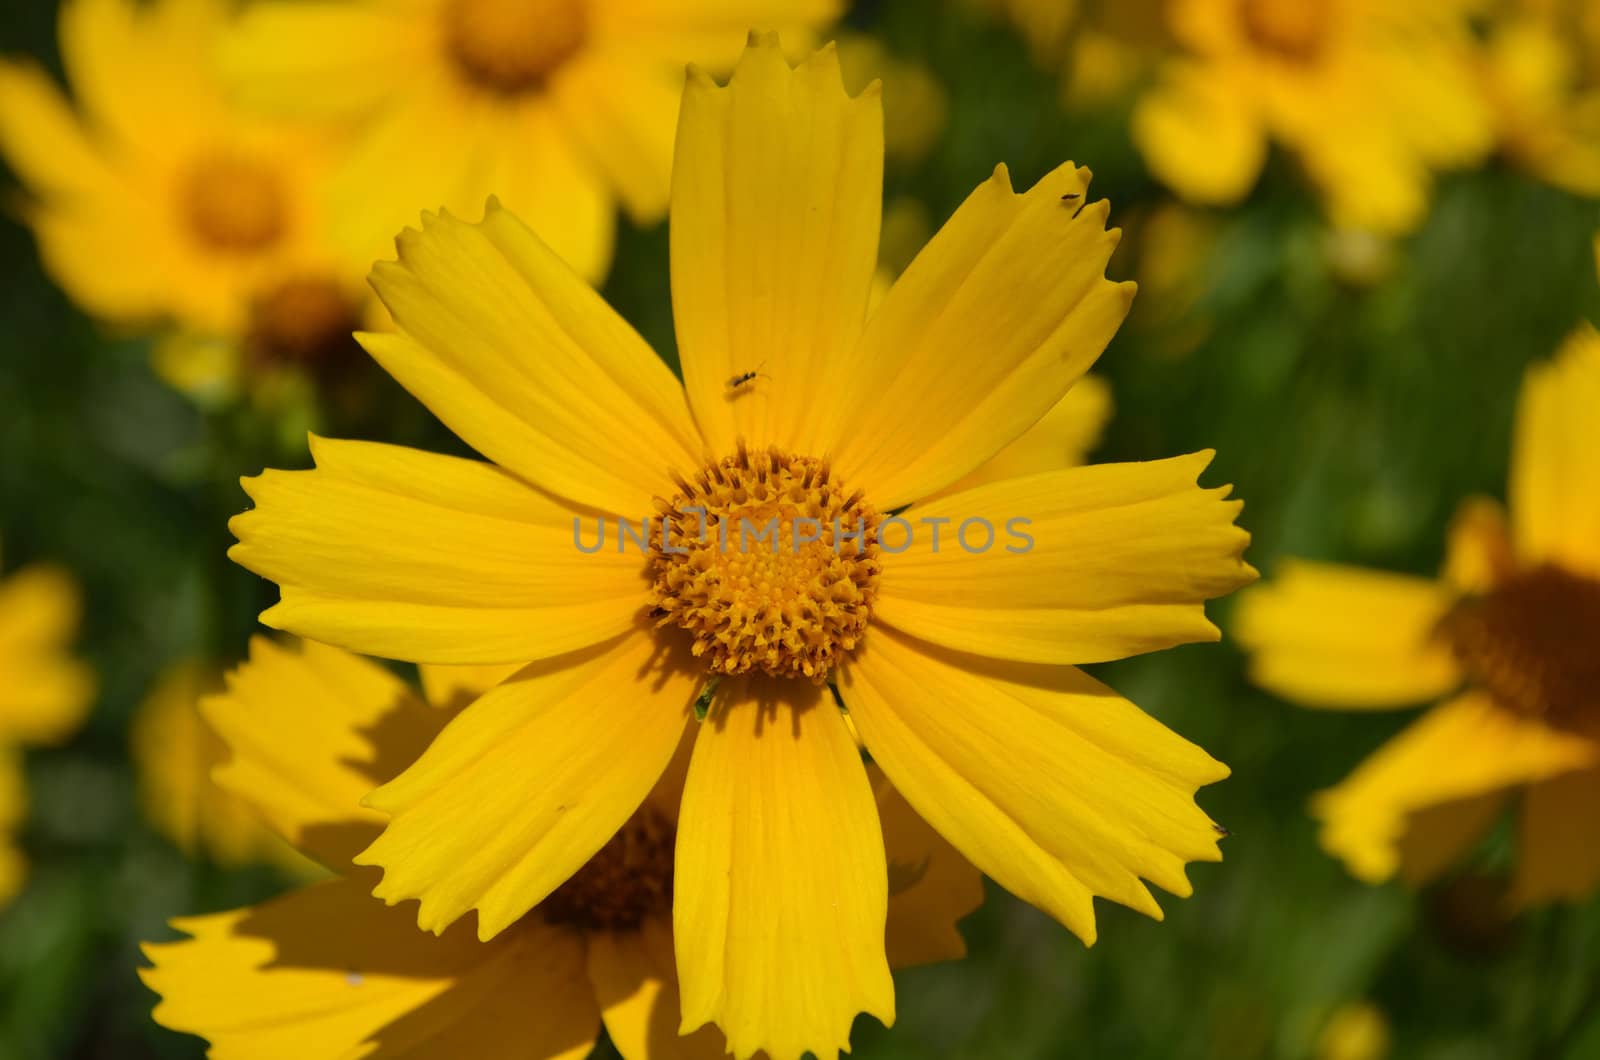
[443,0,587,95]
[248,276,361,370]
[541,806,674,932]
[648,444,882,684]
[1238,0,1333,62]
[180,153,287,254]
[1438,564,1600,725]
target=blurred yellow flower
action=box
[0,559,93,906]
[130,660,308,871]
[1132,0,1493,234]
[1317,1001,1391,1060]
[1481,0,1600,196]
[226,34,1253,1059]
[142,637,982,1059]
[1237,323,1600,903]
[221,0,841,284]
[0,0,368,399]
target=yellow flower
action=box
[228,36,1255,1059]
[0,559,93,906]
[142,636,982,1059]
[1317,1001,1391,1060]
[131,660,311,871]
[1131,0,1493,234]
[221,0,841,285]
[0,0,371,401]
[1237,323,1600,903]
[1481,0,1600,196]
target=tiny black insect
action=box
[726,363,771,394]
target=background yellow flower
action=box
[1132,0,1493,234]
[0,0,369,400]
[0,559,93,906]
[221,0,842,284]
[1482,0,1600,196]
[1237,325,1600,903]
[129,660,311,872]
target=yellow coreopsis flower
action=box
[142,636,982,1059]
[1131,0,1493,234]
[130,660,309,870]
[228,36,1255,1060]
[0,558,94,906]
[0,0,368,401]
[1481,0,1600,196]
[1237,324,1600,902]
[220,0,841,285]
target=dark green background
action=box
[3,0,1599,1056]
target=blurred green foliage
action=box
[2,0,1599,1057]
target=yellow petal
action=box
[366,200,700,514]
[829,162,1136,509]
[0,564,94,745]
[674,676,893,1060]
[205,637,444,871]
[1235,560,1461,709]
[219,0,435,117]
[1513,767,1600,905]
[549,51,681,223]
[131,661,308,871]
[872,765,984,969]
[230,436,648,665]
[587,915,731,1060]
[1132,62,1266,206]
[1312,692,1600,884]
[671,34,883,461]
[357,630,694,939]
[1293,114,1431,237]
[0,59,114,197]
[1442,497,1516,595]
[142,874,600,1060]
[1509,322,1600,577]
[920,375,1113,502]
[876,452,1255,665]
[839,628,1229,947]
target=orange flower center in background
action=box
[541,806,674,932]
[1438,564,1600,726]
[180,154,287,254]
[248,276,363,371]
[648,444,882,684]
[1238,0,1333,62]
[443,0,587,94]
